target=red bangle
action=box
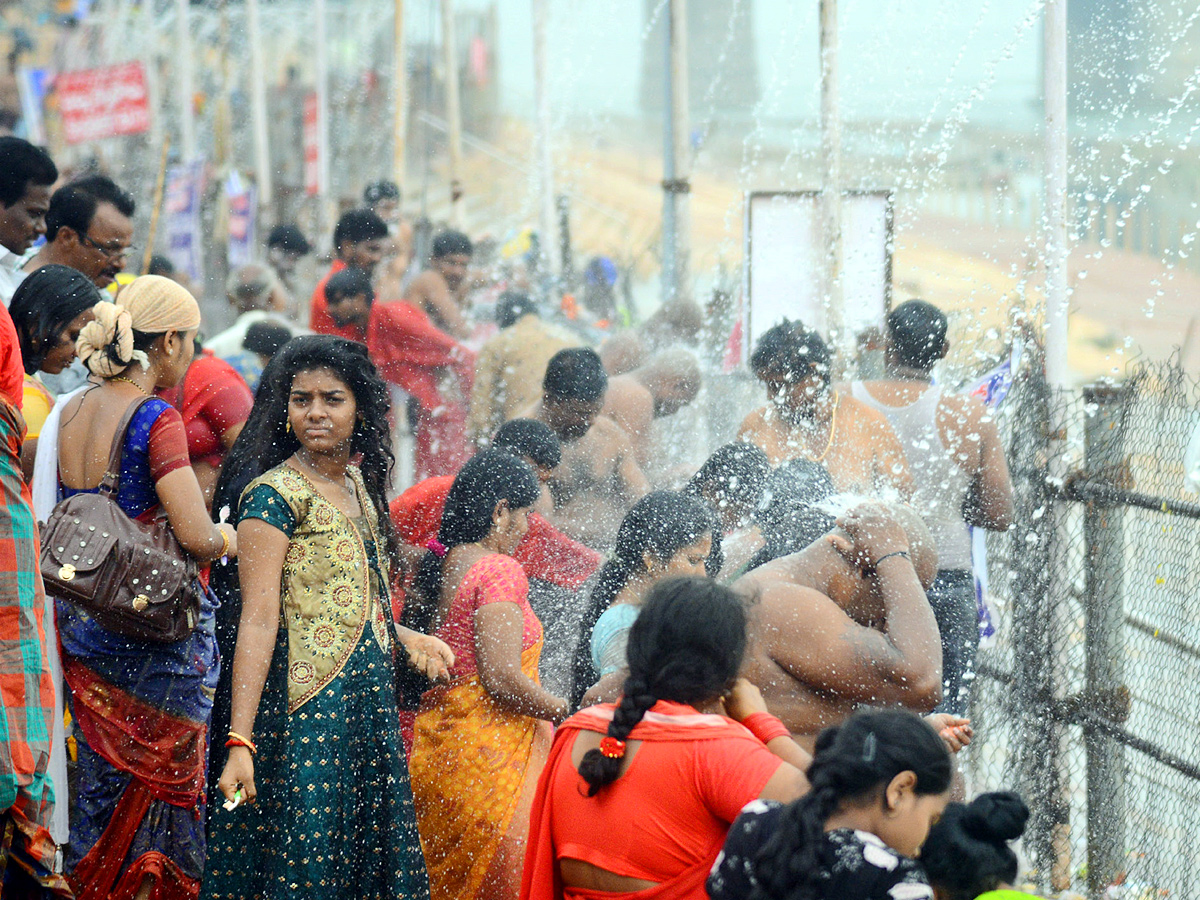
[225,734,257,756]
[741,712,790,745]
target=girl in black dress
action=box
[707,709,952,900]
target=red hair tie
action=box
[426,539,448,558]
[599,736,627,759]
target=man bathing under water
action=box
[601,348,702,468]
[524,347,649,550]
[738,320,913,498]
[736,501,969,752]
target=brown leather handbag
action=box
[40,397,203,643]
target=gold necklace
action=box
[787,392,839,464]
[109,376,151,396]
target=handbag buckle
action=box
[133,594,150,612]
[59,564,76,581]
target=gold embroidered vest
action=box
[244,464,393,713]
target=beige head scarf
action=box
[76,275,202,378]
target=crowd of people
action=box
[0,131,1026,900]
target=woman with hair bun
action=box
[707,708,952,900]
[404,449,570,900]
[572,490,722,707]
[522,576,809,900]
[919,792,1030,900]
[54,275,238,900]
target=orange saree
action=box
[409,554,553,900]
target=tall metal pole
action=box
[247,0,273,213]
[532,0,557,278]
[393,0,407,192]
[661,0,690,305]
[1044,0,1070,388]
[175,0,196,161]
[441,0,464,228]
[142,0,162,152]
[819,0,846,359]
[315,0,331,235]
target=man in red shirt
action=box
[309,208,388,335]
[324,266,475,478]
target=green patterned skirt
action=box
[204,625,429,900]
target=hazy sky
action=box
[412,0,1043,130]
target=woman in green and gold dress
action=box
[204,336,452,899]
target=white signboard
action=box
[745,191,893,346]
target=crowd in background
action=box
[0,132,1031,900]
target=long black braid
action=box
[576,576,746,795]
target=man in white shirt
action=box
[0,137,57,305]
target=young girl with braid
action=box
[523,576,810,900]
[706,709,952,900]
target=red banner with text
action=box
[57,62,150,144]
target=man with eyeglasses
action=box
[23,175,136,291]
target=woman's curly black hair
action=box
[211,334,399,566]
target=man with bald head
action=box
[736,501,948,752]
[601,348,702,467]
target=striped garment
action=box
[0,396,68,896]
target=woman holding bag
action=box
[54,275,237,900]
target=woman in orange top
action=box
[521,576,810,900]
[404,450,571,900]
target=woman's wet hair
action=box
[749,319,831,387]
[402,450,541,635]
[576,576,747,795]
[8,264,99,374]
[571,490,723,707]
[211,335,399,566]
[746,460,837,570]
[749,710,952,900]
[920,791,1029,900]
[685,441,770,522]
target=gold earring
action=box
[285,419,292,433]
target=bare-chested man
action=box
[601,348,702,466]
[847,299,1014,715]
[403,229,472,339]
[738,320,913,498]
[736,502,948,752]
[524,347,649,550]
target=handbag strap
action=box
[99,396,155,496]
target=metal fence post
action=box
[1008,365,1068,892]
[1082,383,1129,898]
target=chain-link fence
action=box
[964,349,1200,900]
